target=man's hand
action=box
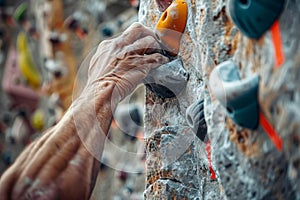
[0,22,168,200]
[84,22,169,102]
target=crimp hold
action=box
[144,58,189,98]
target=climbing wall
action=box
[139,0,300,199]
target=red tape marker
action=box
[259,111,283,151]
[270,20,285,67]
[205,140,216,179]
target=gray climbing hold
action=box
[209,60,259,130]
[143,58,189,98]
[185,99,207,142]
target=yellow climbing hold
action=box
[17,32,41,89]
[31,109,45,131]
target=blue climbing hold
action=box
[209,61,259,130]
[228,0,285,39]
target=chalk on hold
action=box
[209,61,259,130]
[185,99,207,142]
[155,0,188,55]
[143,58,189,98]
[228,0,285,39]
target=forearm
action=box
[68,80,117,160]
[0,20,168,199]
[0,80,117,200]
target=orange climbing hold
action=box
[259,111,283,151]
[155,0,188,55]
[270,20,285,67]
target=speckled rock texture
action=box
[139,0,300,199]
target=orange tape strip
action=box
[259,111,283,151]
[206,140,216,179]
[270,20,285,67]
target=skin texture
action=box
[0,22,169,200]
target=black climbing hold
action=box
[3,151,12,166]
[143,58,189,98]
[49,36,61,45]
[0,0,6,7]
[209,61,259,130]
[114,104,142,141]
[185,99,207,142]
[65,16,79,30]
[53,70,63,79]
[228,0,285,39]
[18,110,27,118]
[102,26,113,37]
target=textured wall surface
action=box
[139,0,300,199]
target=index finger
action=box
[118,22,157,45]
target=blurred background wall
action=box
[0,0,147,199]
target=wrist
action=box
[84,80,119,112]
[71,80,118,133]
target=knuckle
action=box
[144,35,156,43]
[98,39,110,50]
[130,22,144,30]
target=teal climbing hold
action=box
[228,0,285,39]
[209,61,259,130]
